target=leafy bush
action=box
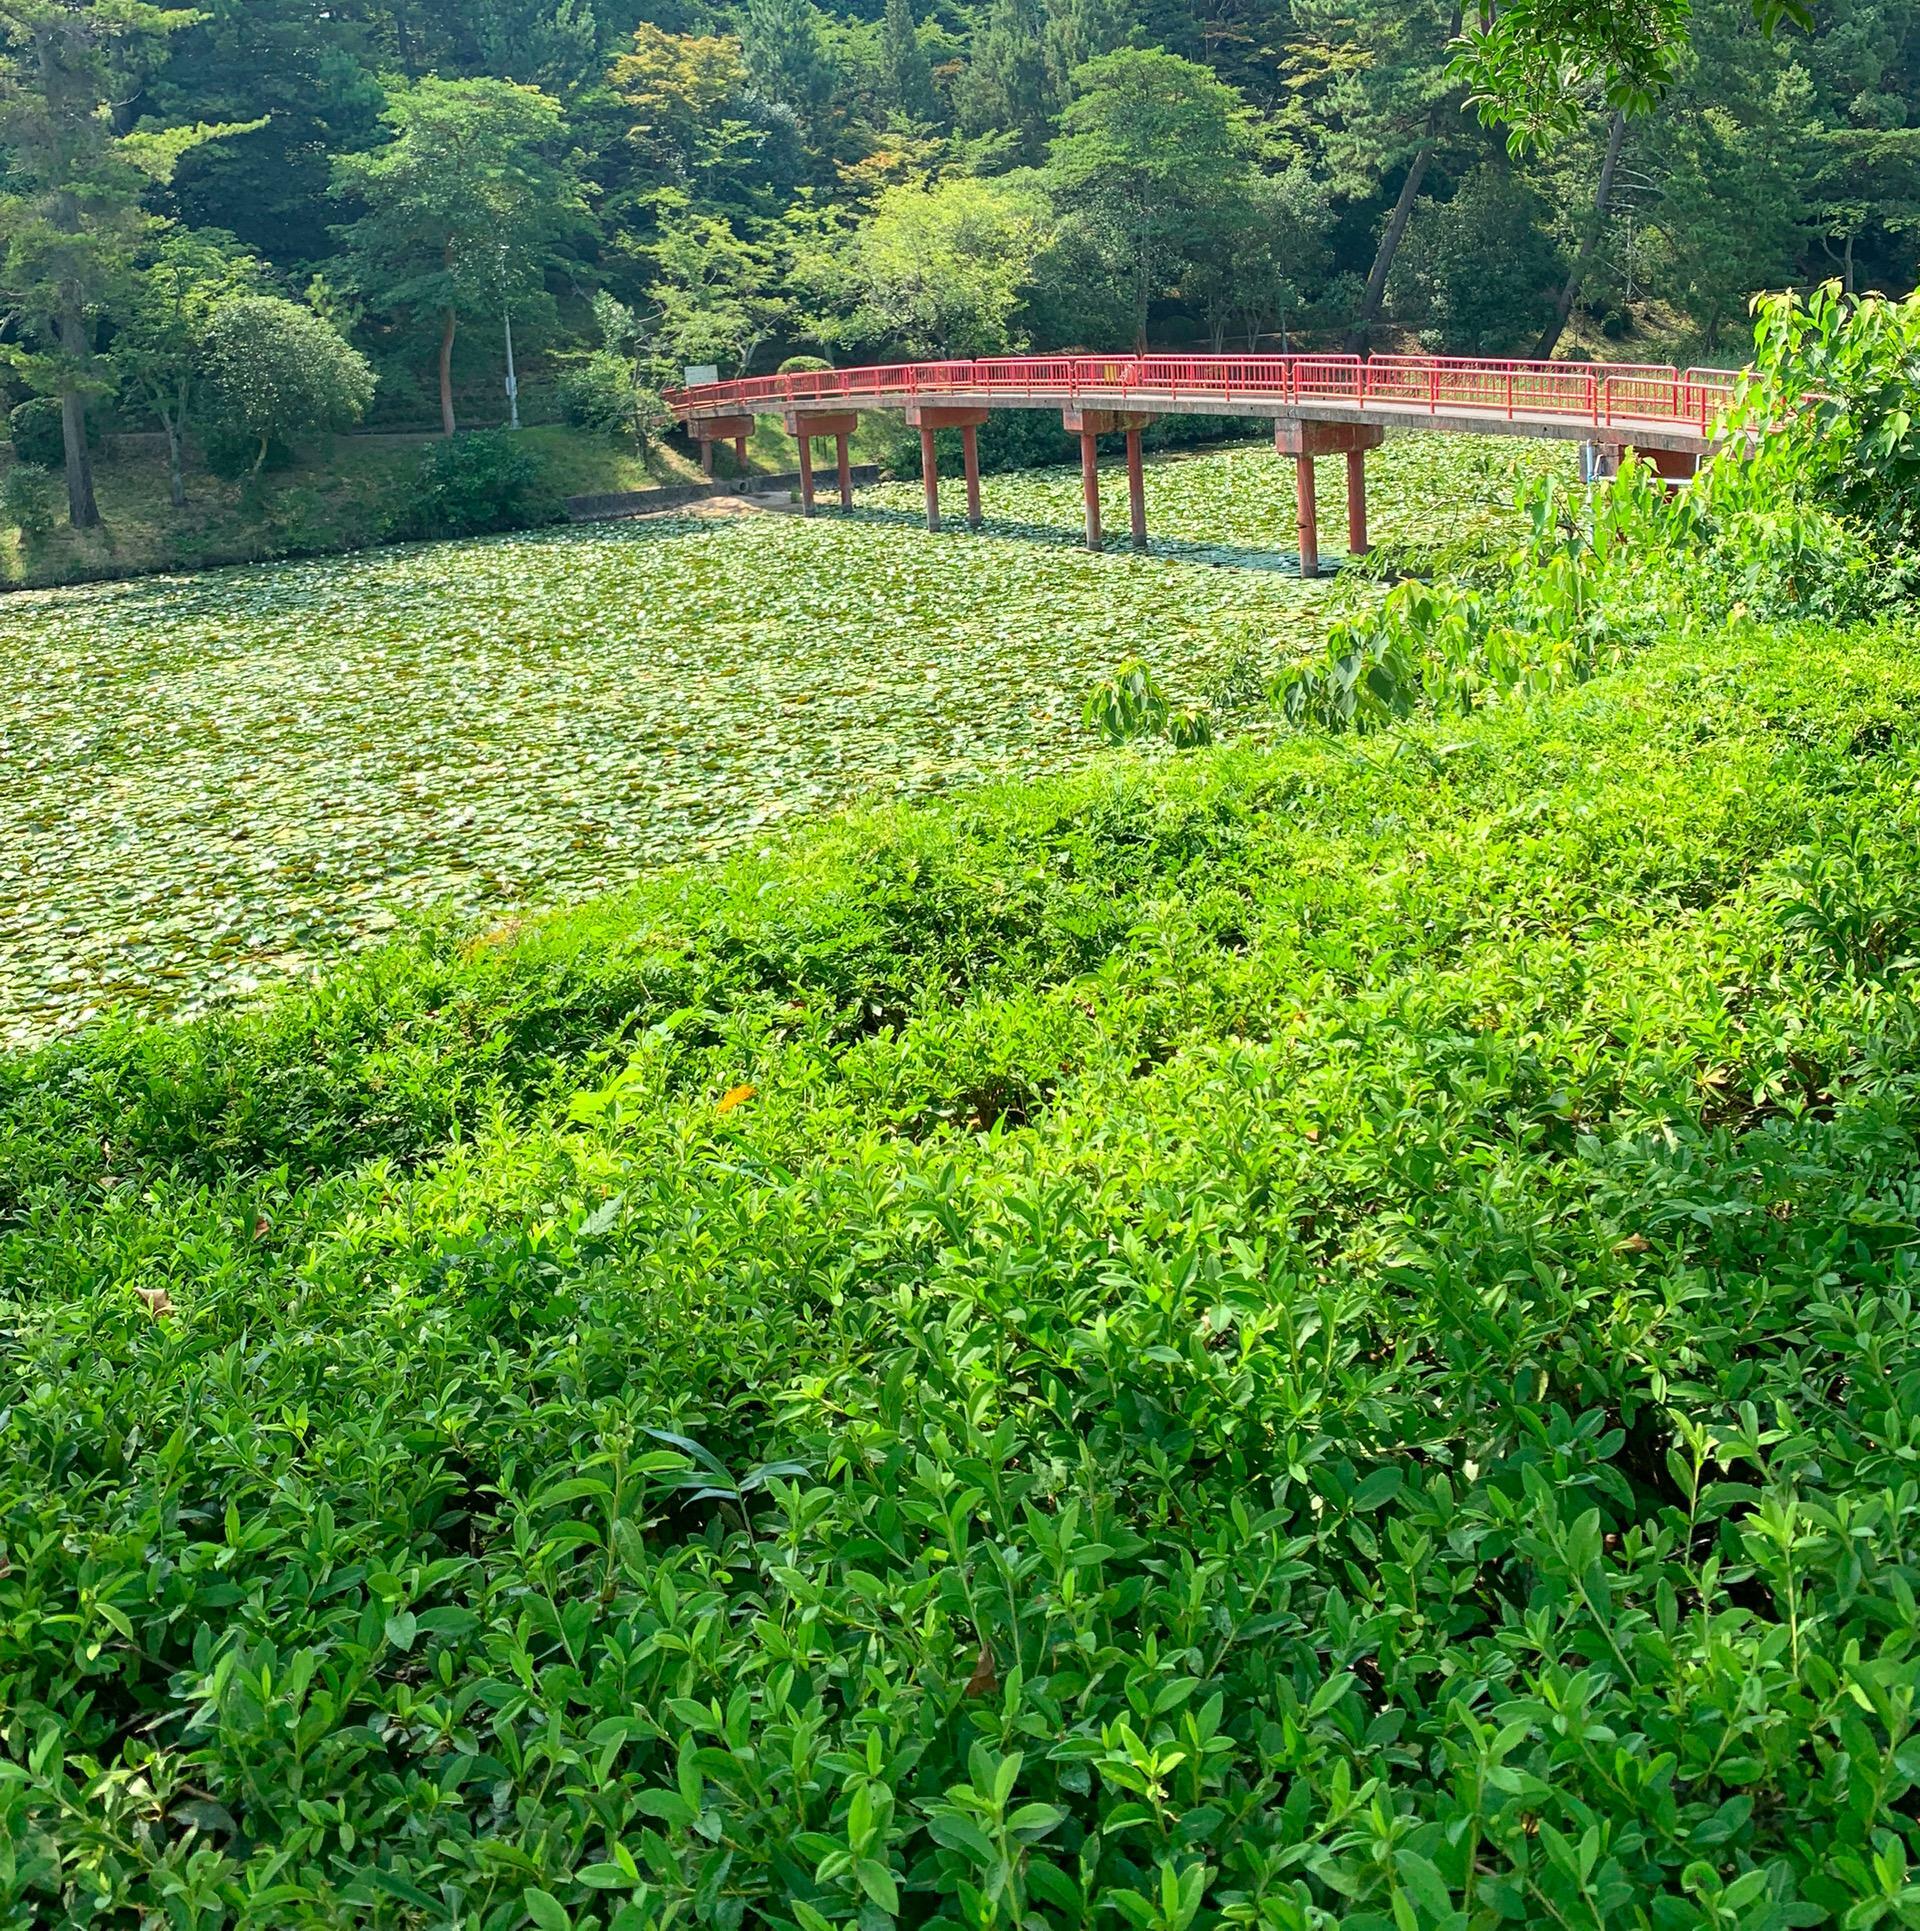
[11,614,1920,1923]
[557,351,634,434]
[777,353,835,374]
[557,351,670,447]
[1277,458,1672,731]
[384,428,564,540]
[1737,280,1920,546]
[0,463,58,545]
[884,409,1257,482]
[200,294,377,473]
[6,397,77,470]
[1084,658,1216,748]
[1082,656,1169,740]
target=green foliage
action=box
[1082,656,1169,739]
[5,395,66,468]
[384,428,562,541]
[1389,162,1566,353]
[200,294,376,472]
[10,606,1920,1923]
[1276,459,1671,730]
[1047,48,1258,346]
[832,175,1051,359]
[330,75,585,433]
[1740,279,1920,547]
[1085,660,1218,748]
[556,351,670,446]
[113,227,265,504]
[0,460,57,542]
[1455,0,1817,150]
[0,0,259,526]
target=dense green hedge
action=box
[5,614,1920,1926]
[880,409,1264,481]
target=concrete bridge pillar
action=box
[1063,408,1157,552]
[906,404,993,532]
[782,409,860,517]
[1275,419,1387,577]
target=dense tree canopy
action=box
[1,0,1915,524]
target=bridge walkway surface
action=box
[667,354,1742,575]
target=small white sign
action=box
[684,365,720,389]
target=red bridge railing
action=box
[666,353,1741,438]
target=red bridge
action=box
[667,353,1739,576]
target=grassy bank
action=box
[0,416,869,591]
[4,605,1920,1925]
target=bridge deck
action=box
[668,354,1740,452]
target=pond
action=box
[0,434,1563,1044]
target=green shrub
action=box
[557,351,638,434]
[6,397,75,469]
[384,429,564,540]
[0,464,58,544]
[884,408,1262,482]
[777,353,835,374]
[9,616,1920,1924]
[1739,279,1920,546]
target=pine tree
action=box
[880,0,936,124]
[956,0,1053,164]
[0,0,254,528]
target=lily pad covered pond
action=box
[1,435,1564,1043]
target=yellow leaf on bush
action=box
[716,1083,756,1116]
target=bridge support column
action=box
[921,427,941,531]
[906,404,993,534]
[1127,429,1147,551]
[1276,419,1386,576]
[796,435,815,517]
[782,410,860,518]
[1063,408,1156,554]
[689,413,756,485]
[1346,448,1369,556]
[837,435,854,510]
[1080,431,1102,552]
[1601,440,1700,488]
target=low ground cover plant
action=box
[6,600,1920,1925]
[8,291,1920,1928]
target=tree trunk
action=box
[164,416,186,509]
[1534,109,1627,361]
[1347,136,1433,354]
[439,307,458,437]
[55,304,99,530]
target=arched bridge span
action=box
[666,354,1740,576]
